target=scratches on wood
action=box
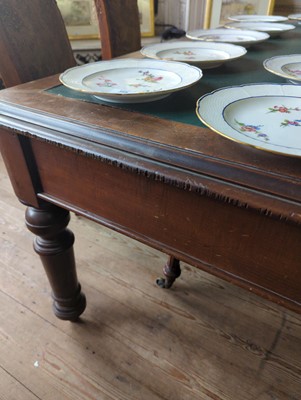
[0,153,301,399]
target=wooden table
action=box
[0,34,301,320]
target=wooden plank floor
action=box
[0,153,301,400]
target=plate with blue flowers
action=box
[196,83,301,157]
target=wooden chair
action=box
[93,0,181,287]
[0,0,180,289]
[0,0,76,88]
[94,0,142,60]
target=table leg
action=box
[25,204,86,321]
[156,255,181,289]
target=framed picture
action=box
[57,0,99,40]
[138,0,155,37]
[58,0,155,40]
[204,0,275,29]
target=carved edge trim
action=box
[2,118,301,226]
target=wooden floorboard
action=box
[0,153,300,400]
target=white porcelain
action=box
[196,84,301,157]
[140,41,247,69]
[186,28,269,47]
[60,58,202,103]
[225,22,296,36]
[264,54,301,84]
[228,14,288,23]
[288,13,301,21]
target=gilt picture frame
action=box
[138,0,155,37]
[57,0,99,40]
[204,0,275,29]
[57,0,155,40]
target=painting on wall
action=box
[57,0,99,39]
[138,0,155,36]
[57,0,155,40]
[204,0,275,28]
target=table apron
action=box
[1,128,300,312]
[22,136,301,313]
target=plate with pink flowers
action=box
[60,58,202,103]
[196,84,301,157]
[140,41,247,69]
[263,54,301,84]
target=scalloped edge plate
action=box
[228,14,288,23]
[141,41,246,69]
[288,13,301,21]
[196,83,301,157]
[264,54,301,84]
[224,22,296,36]
[60,58,203,103]
[186,28,269,47]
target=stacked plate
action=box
[225,22,295,36]
[59,58,203,104]
[224,15,295,37]
[228,15,288,23]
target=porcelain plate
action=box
[196,84,301,157]
[59,58,203,103]
[225,22,295,36]
[288,13,301,21]
[186,28,269,47]
[264,54,301,84]
[228,14,288,23]
[141,41,247,68]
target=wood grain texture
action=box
[1,74,301,312]
[94,0,141,59]
[1,154,301,399]
[0,0,76,88]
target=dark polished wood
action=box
[157,256,181,289]
[94,0,142,59]
[25,204,86,320]
[0,0,76,88]
[0,74,300,319]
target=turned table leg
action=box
[156,255,181,289]
[25,204,86,321]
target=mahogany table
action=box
[0,31,301,320]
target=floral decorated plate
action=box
[196,84,301,157]
[224,22,296,36]
[140,41,247,69]
[263,54,301,84]
[59,58,202,103]
[186,28,269,47]
[228,15,288,23]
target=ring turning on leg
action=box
[25,204,86,321]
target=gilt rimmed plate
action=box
[186,28,269,47]
[264,54,301,84]
[228,14,288,23]
[140,41,247,69]
[196,84,301,157]
[59,58,202,103]
[288,13,301,21]
[225,22,296,36]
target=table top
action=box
[1,27,301,224]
